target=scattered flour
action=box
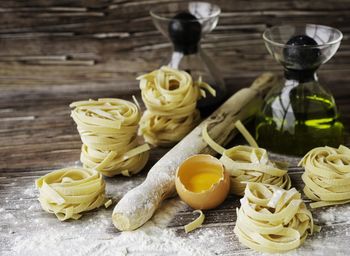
[7,199,221,256]
[316,205,350,224]
[23,187,36,197]
[2,176,350,256]
[4,213,14,220]
[27,204,40,211]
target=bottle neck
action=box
[173,43,200,55]
[284,68,318,83]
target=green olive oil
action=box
[255,85,344,156]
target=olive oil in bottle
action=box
[255,80,344,156]
[258,26,344,155]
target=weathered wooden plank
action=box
[1,0,350,255]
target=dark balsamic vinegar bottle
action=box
[150,2,227,116]
[256,24,344,155]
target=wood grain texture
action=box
[1,0,350,255]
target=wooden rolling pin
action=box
[112,73,278,231]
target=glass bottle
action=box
[256,24,344,155]
[150,2,226,115]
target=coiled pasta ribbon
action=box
[138,66,215,146]
[234,182,315,253]
[299,145,350,208]
[70,98,150,177]
[35,167,106,221]
[202,120,291,195]
[222,145,291,195]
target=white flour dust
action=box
[6,198,227,256]
[0,173,230,256]
[2,175,350,256]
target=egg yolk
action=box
[182,170,221,193]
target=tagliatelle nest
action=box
[202,120,291,195]
[234,182,315,253]
[36,167,106,221]
[221,145,291,195]
[299,145,350,208]
[70,98,150,177]
[138,66,215,146]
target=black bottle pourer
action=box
[168,12,202,55]
[283,35,321,83]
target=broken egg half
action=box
[175,154,230,209]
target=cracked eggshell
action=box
[175,154,230,210]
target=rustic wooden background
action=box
[1,0,350,171]
[1,0,350,255]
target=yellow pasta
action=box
[299,145,350,208]
[137,66,214,146]
[104,199,113,208]
[222,145,291,195]
[234,182,315,253]
[184,210,205,233]
[35,167,106,221]
[70,98,150,177]
[202,121,291,195]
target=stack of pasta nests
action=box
[36,98,153,221]
[49,67,212,220]
[70,66,213,176]
[37,67,213,221]
[70,98,150,177]
[138,66,214,146]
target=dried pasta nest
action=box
[234,182,315,253]
[138,66,214,146]
[202,120,291,195]
[35,167,106,221]
[221,145,291,196]
[70,98,150,177]
[299,145,350,208]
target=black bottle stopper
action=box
[283,35,321,82]
[168,12,202,55]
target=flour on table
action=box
[316,204,350,225]
[4,213,14,220]
[2,175,350,256]
[23,186,36,197]
[7,199,223,256]
[2,176,228,256]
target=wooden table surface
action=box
[1,0,350,255]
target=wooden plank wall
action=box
[1,0,350,87]
[1,0,350,172]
